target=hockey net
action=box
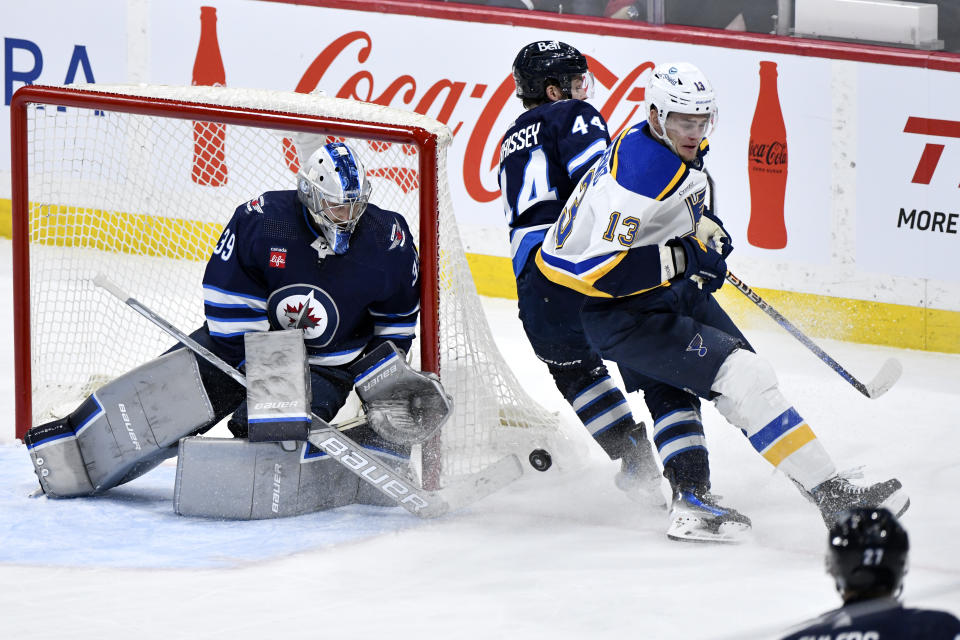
[11,84,579,486]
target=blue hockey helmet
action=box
[297,141,371,255]
[827,507,909,600]
[512,41,593,103]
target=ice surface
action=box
[1,237,957,639]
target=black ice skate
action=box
[667,485,752,544]
[613,423,666,509]
[808,473,910,527]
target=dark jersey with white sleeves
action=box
[779,599,960,640]
[498,99,610,276]
[202,190,420,368]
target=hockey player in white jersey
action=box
[536,62,909,542]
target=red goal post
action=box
[10,83,577,484]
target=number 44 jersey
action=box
[498,99,610,277]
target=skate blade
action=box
[615,474,667,510]
[881,490,910,519]
[666,518,752,545]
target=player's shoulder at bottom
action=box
[902,606,960,634]
[234,189,299,220]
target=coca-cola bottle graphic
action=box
[747,61,788,249]
[191,6,228,186]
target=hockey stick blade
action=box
[864,358,902,399]
[725,271,902,399]
[307,422,449,518]
[307,425,523,518]
[432,454,524,511]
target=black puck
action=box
[528,449,552,472]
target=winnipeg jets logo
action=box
[268,285,339,346]
[245,195,265,214]
[388,222,405,251]
[686,334,708,358]
[283,293,323,330]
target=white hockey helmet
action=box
[297,141,371,255]
[645,62,717,154]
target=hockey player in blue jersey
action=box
[24,141,431,512]
[498,40,664,507]
[779,508,960,639]
[536,62,909,542]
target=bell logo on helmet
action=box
[537,41,561,52]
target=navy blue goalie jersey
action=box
[202,190,420,368]
[498,99,610,276]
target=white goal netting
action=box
[13,84,579,484]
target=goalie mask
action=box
[512,40,594,104]
[297,142,371,255]
[645,62,717,159]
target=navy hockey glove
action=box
[696,211,733,258]
[670,235,727,294]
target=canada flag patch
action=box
[269,248,287,269]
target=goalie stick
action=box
[92,274,523,518]
[724,271,902,399]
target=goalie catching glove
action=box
[350,342,453,445]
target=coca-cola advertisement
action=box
[0,0,855,283]
[747,60,788,250]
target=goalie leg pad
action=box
[25,418,95,497]
[25,349,215,497]
[174,437,361,519]
[350,342,452,445]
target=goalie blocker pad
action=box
[350,342,453,445]
[244,329,312,442]
[173,435,403,519]
[24,349,216,497]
